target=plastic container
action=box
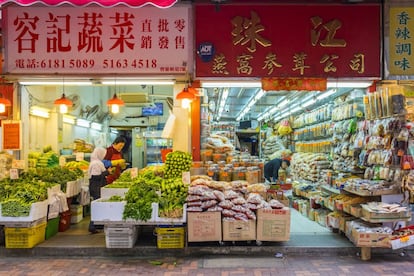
[156,225,185,249]
[207,165,219,181]
[245,166,260,184]
[45,216,60,240]
[200,149,213,162]
[232,167,246,181]
[219,167,232,182]
[5,221,46,248]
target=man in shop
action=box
[264,158,290,183]
[104,136,127,184]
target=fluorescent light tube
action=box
[76,119,90,128]
[201,81,261,88]
[91,122,102,131]
[20,81,92,85]
[327,81,372,88]
[63,115,76,124]
[101,80,174,85]
[30,107,50,118]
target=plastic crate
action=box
[45,216,60,240]
[156,225,185,249]
[104,226,137,248]
[5,221,47,248]
[59,210,71,232]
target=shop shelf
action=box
[5,221,47,248]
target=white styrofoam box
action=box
[66,179,82,197]
[91,199,157,223]
[0,200,48,222]
[47,184,61,202]
[104,226,137,248]
[91,199,126,222]
[100,187,129,199]
[155,203,187,224]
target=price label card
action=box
[59,156,66,167]
[10,168,19,179]
[182,171,190,185]
[76,152,85,161]
[130,167,138,178]
[12,159,25,169]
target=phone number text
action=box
[14,58,158,70]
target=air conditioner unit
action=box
[119,93,149,106]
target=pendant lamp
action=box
[0,96,11,113]
[107,93,124,114]
[54,93,73,114]
[176,87,196,109]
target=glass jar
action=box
[219,167,232,182]
[207,164,219,181]
[232,167,246,181]
[245,166,260,184]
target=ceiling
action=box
[204,86,358,123]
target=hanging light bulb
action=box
[107,93,124,114]
[176,87,195,109]
[54,93,72,114]
[0,97,11,113]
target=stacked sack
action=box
[290,152,331,182]
[186,176,286,222]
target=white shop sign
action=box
[3,6,191,74]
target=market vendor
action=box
[264,158,290,183]
[104,136,127,184]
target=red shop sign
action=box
[195,4,380,79]
[262,77,327,91]
[2,6,190,75]
[0,0,177,8]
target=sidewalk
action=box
[1,214,410,260]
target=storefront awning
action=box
[0,0,177,7]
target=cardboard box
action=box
[390,225,414,249]
[222,219,256,241]
[187,211,222,242]
[352,228,391,248]
[339,215,356,233]
[256,207,290,242]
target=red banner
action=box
[195,4,380,79]
[262,77,327,91]
[0,0,177,7]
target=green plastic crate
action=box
[45,216,60,240]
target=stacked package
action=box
[261,135,287,161]
[290,152,331,182]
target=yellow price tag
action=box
[399,236,410,243]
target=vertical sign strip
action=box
[389,7,414,75]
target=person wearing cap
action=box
[264,158,290,183]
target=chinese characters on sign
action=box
[195,5,380,78]
[2,121,21,150]
[4,6,190,74]
[214,13,363,76]
[389,7,414,75]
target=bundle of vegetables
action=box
[139,165,165,178]
[159,177,188,218]
[64,160,89,171]
[156,151,193,218]
[34,167,83,192]
[123,174,161,221]
[0,176,57,217]
[163,151,192,179]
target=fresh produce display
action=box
[35,167,83,193]
[159,177,188,218]
[0,173,58,217]
[28,146,60,168]
[64,160,89,171]
[139,165,165,178]
[157,151,192,218]
[123,172,161,221]
[105,195,124,202]
[163,151,192,179]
